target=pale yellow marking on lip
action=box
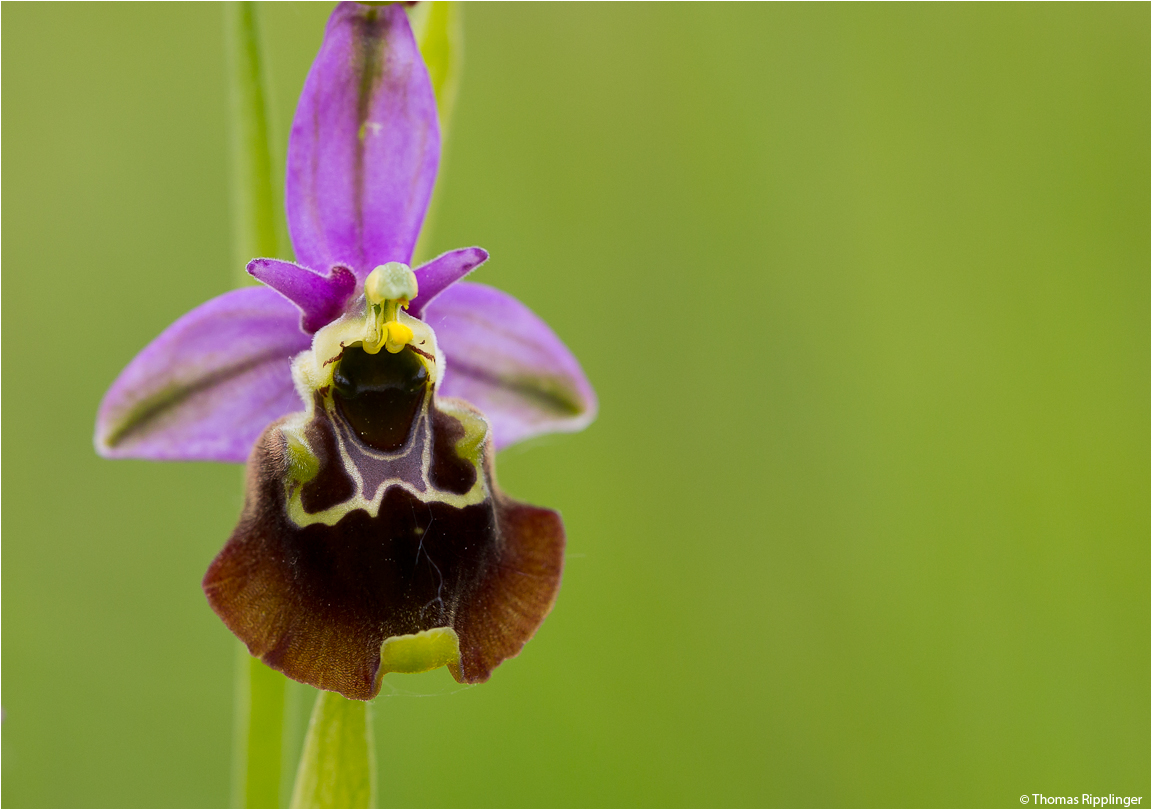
[281,397,490,530]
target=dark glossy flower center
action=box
[332,344,428,452]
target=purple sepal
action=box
[410,247,489,317]
[247,258,357,333]
[422,282,598,451]
[286,2,440,278]
[95,288,310,462]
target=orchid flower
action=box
[95,2,595,701]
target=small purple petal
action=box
[95,288,309,462]
[422,282,598,451]
[410,247,489,317]
[248,258,356,333]
[286,2,440,279]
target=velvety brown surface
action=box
[429,406,478,495]
[452,498,566,683]
[299,399,355,514]
[203,416,565,700]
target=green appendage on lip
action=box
[379,627,462,677]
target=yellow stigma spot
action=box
[363,263,419,354]
[384,320,414,354]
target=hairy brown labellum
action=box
[203,305,565,700]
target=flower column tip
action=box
[364,263,418,354]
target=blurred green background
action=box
[3,3,1148,807]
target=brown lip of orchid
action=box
[94,3,596,699]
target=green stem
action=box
[406,1,463,265]
[220,6,462,807]
[225,3,286,807]
[232,649,287,808]
[290,692,376,809]
[226,0,280,278]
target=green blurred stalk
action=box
[290,692,376,809]
[225,3,286,807]
[406,1,463,264]
[220,6,463,807]
[226,0,279,279]
[406,1,464,133]
[232,649,286,808]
